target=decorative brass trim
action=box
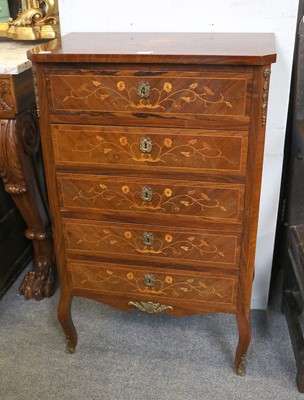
[141,185,153,202]
[137,81,151,98]
[139,137,152,153]
[236,353,247,376]
[144,274,155,287]
[128,301,173,314]
[143,232,154,246]
[262,68,271,126]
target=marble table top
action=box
[0,39,41,74]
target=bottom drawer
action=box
[68,260,238,311]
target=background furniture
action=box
[281,9,304,392]
[29,32,276,374]
[0,0,9,23]
[0,178,31,298]
[0,1,60,40]
[0,40,54,300]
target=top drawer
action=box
[46,68,253,127]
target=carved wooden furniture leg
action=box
[235,309,251,376]
[0,107,55,300]
[58,290,77,353]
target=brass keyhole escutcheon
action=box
[140,137,152,153]
[144,274,155,287]
[137,81,151,98]
[141,186,153,202]
[143,232,154,246]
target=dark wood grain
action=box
[0,68,55,300]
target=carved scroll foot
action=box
[235,310,251,376]
[0,108,56,301]
[58,291,77,353]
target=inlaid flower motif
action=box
[122,185,130,194]
[163,82,172,92]
[164,138,172,148]
[127,272,134,280]
[124,231,132,239]
[164,188,172,197]
[165,234,173,243]
[117,81,126,91]
[203,86,215,96]
[119,136,128,146]
[165,276,173,284]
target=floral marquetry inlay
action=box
[73,134,226,165]
[59,175,243,221]
[62,79,233,111]
[64,221,238,264]
[69,263,235,305]
[78,229,225,257]
[72,183,227,213]
[52,125,247,174]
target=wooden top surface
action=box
[28,32,276,65]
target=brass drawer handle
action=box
[128,301,173,314]
[144,274,155,287]
[143,232,154,246]
[137,81,151,98]
[139,137,152,153]
[141,186,153,202]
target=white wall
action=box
[58,0,299,309]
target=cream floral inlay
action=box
[72,134,226,165]
[62,79,233,111]
[73,227,226,259]
[71,184,228,213]
[74,266,233,302]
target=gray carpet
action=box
[0,268,302,400]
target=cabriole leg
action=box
[58,289,77,353]
[235,310,251,376]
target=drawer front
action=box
[63,219,240,267]
[52,124,248,176]
[48,69,252,123]
[58,174,245,223]
[68,261,237,306]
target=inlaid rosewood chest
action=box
[28,32,276,375]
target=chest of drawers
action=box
[28,32,276,375]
